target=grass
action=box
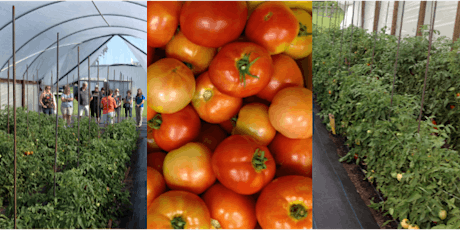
[312,7,345,30]
[54,88,147,118]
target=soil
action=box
[315,97,398,229]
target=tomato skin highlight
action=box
[256,175,313,229]
[232,103,276,146]
[202,183,257,229]
[180,1,248,48]
[284,8,313,59]
[146,167,166,209]
[196,123,228,152]
[147,152,166,173]
[246,2,299,55]
[166,30,217,75]
[147,190,211,229]
[152,105,201,152]
[209,42,274,98]
[192,71,243,124]
[256,54,304,102]
[269,87,313,139]
[163,142,216,194]
[212,135,276,195]
[147,1,182,48]
[148,58,195,114]
[268,133,312,177]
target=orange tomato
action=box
[148,58,195,114]
[192,71,242,124]
[202,183,257,229]
[246,2,299,54]
[268,133,312,177]
[147,106,157,122]
[163,143,216,194]
[147,1,182,48]
[232,103,276,146]
[166,30,217,75]
[256,54,304,102]
[256,176,312,229]
[147,190,211,229]
[284,9,312,59]
[147,167,166,209]
[269,87,313,139]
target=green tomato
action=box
[439,210,447,220]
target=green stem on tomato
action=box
[298,22,313,37]
[236,53,260,87]
[230,114,238,127]
[149,113,162,130]
[290,204,308,220]
[252,148,268,172]
[183,62,193,70]
[171,216,186,229]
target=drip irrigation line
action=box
[417,0,437,133]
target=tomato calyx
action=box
[149,114,163,130]
[171,216,186,229]
[298,22,312,37]
[203,89,213,102]
[252,148,268,171]
[231,114,238,127]
[264,12,273,21]
[236,53,260,87]
[290,203,308,220]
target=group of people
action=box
[39,83,145,128]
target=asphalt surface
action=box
[313,103,380,229]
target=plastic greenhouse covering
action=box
[0,1,147,111]
[339,1,458,40]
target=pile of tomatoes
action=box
[147,1,313,229]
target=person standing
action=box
[100,88,106,120]
[135,88,145,128]
[113,89,122,123]
[39,85,55,115]
[60,85,74,127]
[123,90,133,119]
[90,86,101,123]
[101,89,117,125]
[75,83,92,119]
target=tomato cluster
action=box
[147,1,312,229]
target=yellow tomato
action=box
[284,8,312,59]
[284,1,313,14]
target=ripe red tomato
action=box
[148,58,195,114]
[256,54,304,102]
[268,133,312,177]
[245,2,299,54]
[209,42,274,98]
[202,183,257,229]
[212,135,276,195]
[147,152,166,173]
[192,71,243,124]
[180,1,248,48]
[147,167,166,209]
[147,190,211,229]
[284,9,313,59]
[269,87,313,139]
[163,142,216,194]
[256,176,312,229]
[147,128,162,152]
[152,105,201,152]
[196,123,228,152]
[147,1,182,48]
[166,30,217,75]
[232,103,276,146]
[147,46,155,67]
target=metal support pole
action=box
[88,57,91,137]
[97,60,100,134]
[54,33,59,198]
[77,47,80,167]
[7,60,10,135]
[12,6,17,229]
[26,65,29,131]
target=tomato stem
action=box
[203,89,213,102]
[150,114,162,130]
[252,148,268,171]
[183,62,193,70]
[298,22,312,37]
[171,216,186,229]
[230,114,238,127]
[236,53,260,87]
[290,204,308,220]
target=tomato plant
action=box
[209,42,274,98]
[212,135,276,195]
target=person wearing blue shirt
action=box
[135,88,145,128]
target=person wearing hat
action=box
[113,88,122,123]
[90,85,101,123]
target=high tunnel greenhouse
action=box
[0,1,147,229]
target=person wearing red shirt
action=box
[101,89,117,125]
